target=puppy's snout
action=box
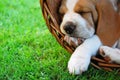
[63,22,76,34]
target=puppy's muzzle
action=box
[63,22,76,34]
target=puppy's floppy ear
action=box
[96,0,120,46]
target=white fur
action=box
[60,0,95,39]
[66,0,78,11]
[68,35,102,74]
[60,12,95,38]
[100,46,120,64]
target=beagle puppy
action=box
[59,0,120,75]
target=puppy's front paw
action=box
[68,53,90,75]
[100,46,120,64]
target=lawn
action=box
[0,0,120,80]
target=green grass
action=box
[0,0,120,80]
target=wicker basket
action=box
[40,0,120,72]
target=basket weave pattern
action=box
[40,0,120,72]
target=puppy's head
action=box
[59,0,98,39]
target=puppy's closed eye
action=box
[76,11,90,16]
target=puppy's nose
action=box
[64,22,76,34]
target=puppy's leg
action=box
[100,46,120,64]
[68,35,102,75]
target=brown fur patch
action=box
[59,0,68,15]
[74,0,98,23]
[96,0,120,46]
